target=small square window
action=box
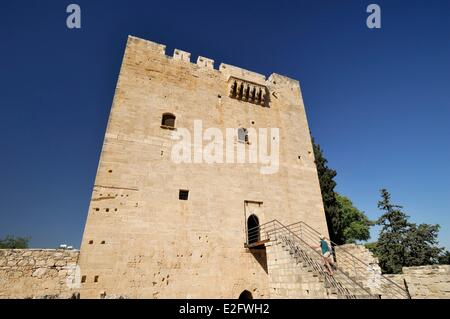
[94,275,99,283]
[179,190,189,200]
[81,275,86,283]
[88,240,93,245]
[161,113,176,128]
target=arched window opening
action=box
[238,128,248,143]
[230,80,237,98]
[247,214,260,245]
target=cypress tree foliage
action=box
[438,251,450,265]
[311,138,342,244]
[374,189,444,273]
[375,189,410,273]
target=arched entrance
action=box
[238,290,253,299]
[247,214,260,244]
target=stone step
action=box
[328,287,338,294]
[271,274,322,284]
[272,239,367,299]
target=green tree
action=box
[0,235,30,249]
[312,138,372,244]
[438,251,450,265]
[365,242,378,254]
[312,138,341,243]
[336,194,372,243]
[373,189,444,273]
[375,189,409,273]
[404,223,442,266]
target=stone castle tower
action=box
[78,35,329,298]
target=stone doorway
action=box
[244,200,264,245]
[238,290,253,299]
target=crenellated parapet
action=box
[267,73,300,89]
[219,63,266,85]
[173,49,191,62]
[197,56,214,69]
[126,35,301,107]
[127,35,166,55]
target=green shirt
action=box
[320,240,330,254]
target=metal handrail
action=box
[249,223,350,297]
[288,221,410,299]
[280,234,358,298]
[247,219,374,299]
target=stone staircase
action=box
[266,237,329,298]
[268,234,373,299]
[249,219,410,299]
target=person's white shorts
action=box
[323,251,332,258]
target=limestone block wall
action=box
[334,244,411,298]
[77,35,329,298]
[387,266,450,299]
[383,274,407,293]
[266,240,328,298]
[334,244,383,294]
[335,244,450,299]
[0,249,80,299]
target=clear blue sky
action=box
[0,1,449,249]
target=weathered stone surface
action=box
[17,260,28,267]
[32,268,47,278]
[335,244,450,299]
[400,265,450,299]
[77,35,330,299]
[0,249,80,299]
[334,244,385,296]
[266,240,328,298]
[46,259,55,267]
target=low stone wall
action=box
[388,265,450,299]
[0,249,80,299]
[335,244,450,299]
[1,247,449,299]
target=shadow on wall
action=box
[250,248,268,274]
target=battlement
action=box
[126,35,299,88]
[173,49,191,62]
[197,56,214,69]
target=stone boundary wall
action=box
[336,244,450,299]
[1,247,449,298]
[386,265,450,299]
[0,249,80,299]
